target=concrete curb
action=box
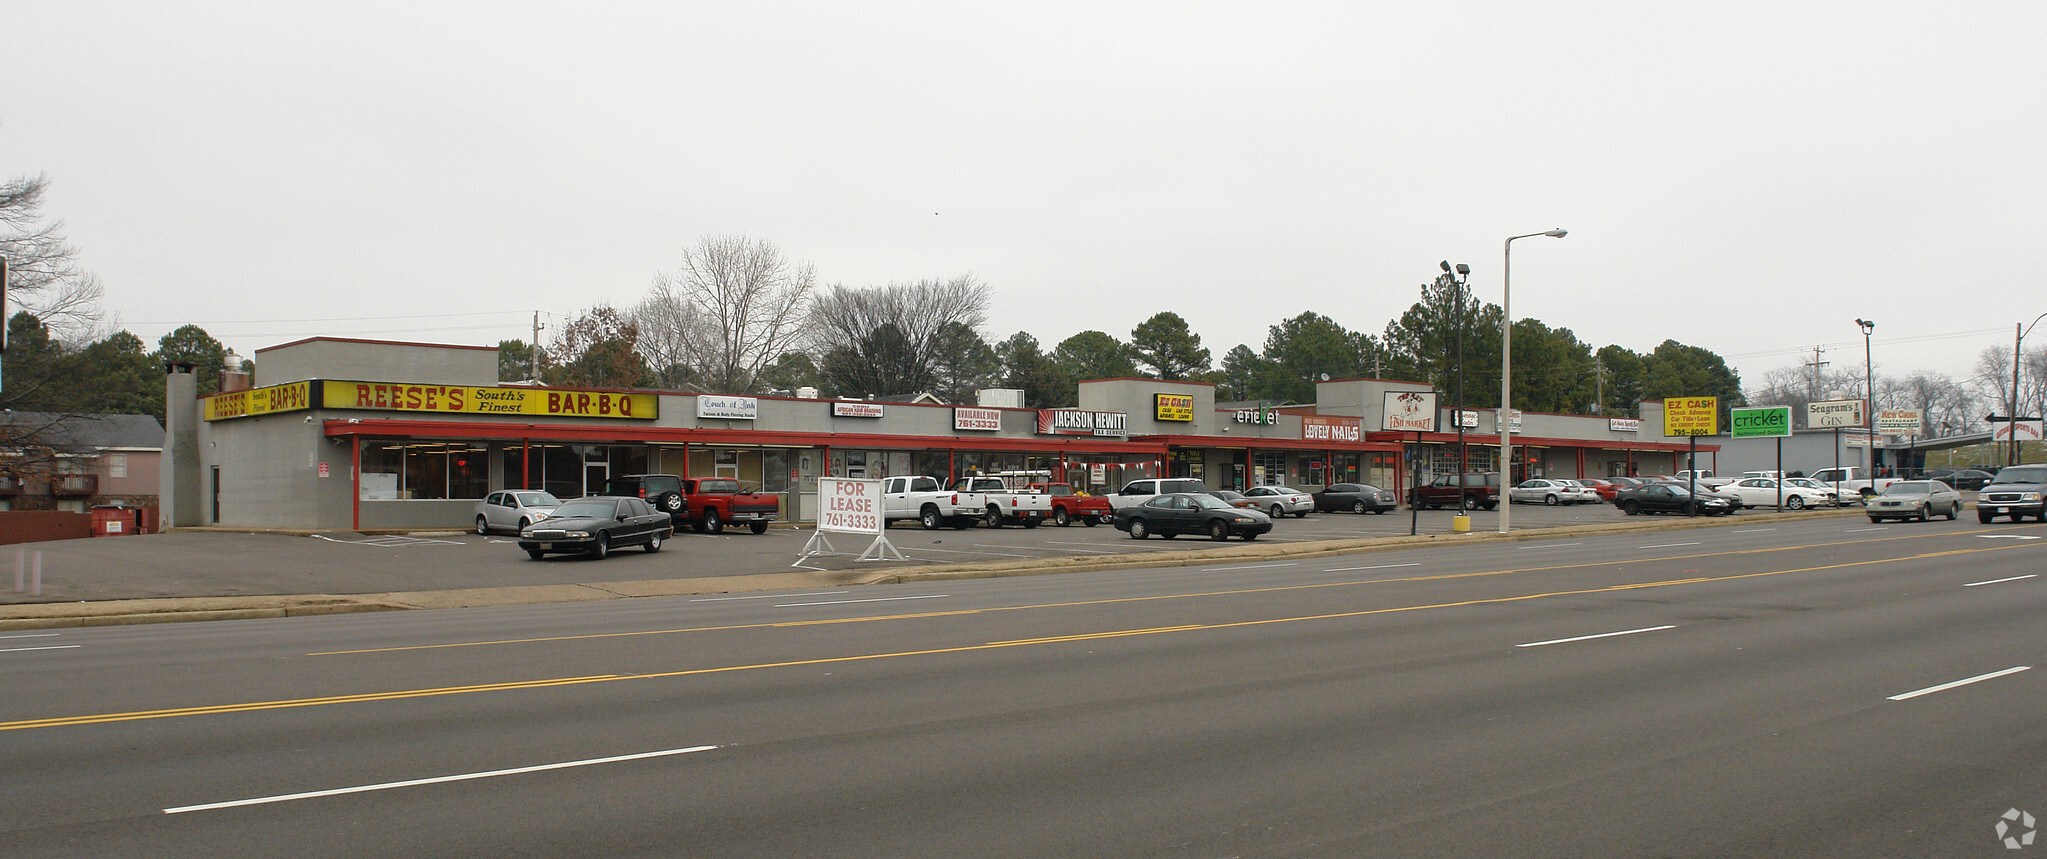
[2,506,1866,629]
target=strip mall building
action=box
[158,338,1714,530]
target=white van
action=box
[1107,478,1210,509]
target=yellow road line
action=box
[311,529,2026,657]
[4,541,2025,734]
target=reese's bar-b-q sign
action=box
[323,381,658,420]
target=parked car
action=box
[1976,464,2047,523]
[1113,492,1272,541]
[1725,477,1833,510]
[517,496,673,559]
[1507,478,1599,506]
[603,474,780,534]
[1577,477,1621,501]
[1781,477,1844,506]
[1867,480,1962,523]
[1242,485,1314,518]
[1613,483,1735,516]
[1107,478,1210,510]
[1030,482,1112,527]
[1209,489,1261,510]
[1409,473,1501,510]
[1924,468,1993,491]
[474,489,562,535]
[1314,483,1398,514]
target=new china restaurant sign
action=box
[1037,409,1128,436]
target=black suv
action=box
[1976,464,2047,523]
[601,474,687,519]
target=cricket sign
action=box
[799,478,905,564]
[1663,396,1719,437]
[1730,406,1792,438]
[1380,391,1439,432]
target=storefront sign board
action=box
[1038,409,1128,437]
[1730,406,1792,438]
[1154,393,1194,422]
[833,401,885,418]
[1609,417,1640,433]
[1806,399,1864,428]
[954,407,1002,431]
[1380,391,1438,432]
[1875,408,1923,435]
[697,395,757,420]
[816,478,883,535]
[204,381,313,421]
[321,381,658,419]
[1663,396,1719,437]
[1301,415,1361,442]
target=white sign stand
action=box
[795,478,904,565]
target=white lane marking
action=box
[904,546,1036,558]
[973,544,1074,552]
[165,745,720,814]
[1844,527,1887,533]
[1732,528,1777,533]
[1195,562,1300,573]
[311,534,465,547]
[1637,542,1700,549]
[0,633,61,640]
[1517,625,1676,648]
[1964,574,2039,588]
[1977,534,2042,541]
[775,594,949,608]
[1888,666,2031,701]
[1323,562,1422,573]
[0,645,80,654]
[1519,542,1582,550]
[690,591,848,602]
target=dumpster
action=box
[136,505,160,535]
[91,505,138,537]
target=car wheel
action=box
[1084,516,1101,527]
[984,507,1003,529]
[1945,505,1957,521]
[1270,504,1285,519]
[2013,513,2026,523]
[1128,519,1149,539]
[1296,510,1309,518]
[1242,532,1259,541]
[1786,495,1805,510]
[1917,504,1930,522]
[527,549,546,560]
[749,520,769,534]
[1544,494,1559,506]
[1353,501,1366,514]
[645,532,663,553]
[1054,507,1071,527]
[1622,501,1639,516]
[1869,517,1882,524]
[658,493,684,516]
[703,509,723,534]
[950,517,972,530]
[921,505,944,530]
[589,533,609,560]
[1022,519,1040,529]
[475,515,491,535]
[1209,519,1229,541]
[1979,510,1995,524]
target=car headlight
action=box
[2021,492,2043,502]
[563,530,591,538]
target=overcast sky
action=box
[6,2,2042,395]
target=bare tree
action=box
[808,276,990,398]
[1900,371,1976,436]
[1974,344,2018,420]
[636,235,815,394]
[0,173,104,339]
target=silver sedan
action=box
[1242,485,1315,518]
[1508,478,1600,506]
[1866,480,1962,523]
[475,489,563,534]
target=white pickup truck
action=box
[945,477,1052,528]
[881,475,963,530]
[1807,466,1902,503]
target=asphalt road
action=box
[10,499,1764,602]
[3,514,2041,856]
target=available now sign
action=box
[1730,406,1792,438]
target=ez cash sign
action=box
[1662,396,1719,437]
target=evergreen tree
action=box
[1129,312,1210,380]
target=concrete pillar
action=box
[160,362,202,527]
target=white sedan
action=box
[1508,479,1601,505]
[1726,477,1834,510]
[1242,485,1314,518]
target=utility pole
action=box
[531,311,544,382]
[1804,345,1828,404]
[1592,353,1604,415]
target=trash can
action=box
[91,505,138,537]
[136,506,161,535]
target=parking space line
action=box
[1323,562,1420,573]
[1732,528,1777,533]
[691,591,848,602]
[1637,541,1700,549]
[775,595,949,608]
[1963,574,2038,587]
[1517,625,1676,648]
[1195,562,1299,573]
[1,645,80,654]
[1844,527,1887,533]
[1887,666,2031,701]
[0,633,62,641]
[164,745,720,814]
[1519,543,1582,550]
[907,547,1037,558]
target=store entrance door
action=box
[584,463,607,498]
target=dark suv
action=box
[1409,472,1501,510]
[601,474,687,518]
[1976,464,2047,523]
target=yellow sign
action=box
[1154,393,1195,422]
[322,381,658,419]
[204,382,313,421]
[1663,396,1720,437]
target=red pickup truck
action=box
[1029,482,1112,527]
[603,474,780,534]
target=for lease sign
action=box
[816,478,883,535]
[1663,396,1719,437]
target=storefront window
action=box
[362,440,488,500]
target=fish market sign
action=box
[1037,408,1128,437]
[1380,391,1438,432]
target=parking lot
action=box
[0,498,1870,604]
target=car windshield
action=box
[551,500,618,518]
[1047,485,1075,496]
[1884,482,1935,495]
[513,491,561,507]
[1188,494,1232,510]
[1990,466,2047,485]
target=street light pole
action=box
[1500,228,1568,535]
[1442,261,1471,514]
[2014,312,2047,466]
[1857,319,1875,474]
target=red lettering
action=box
[375,385,391,408]
[618,397,633,417]
[598,395,612,416]
[450,388,465,410]
[548,392,562,412]
[577,393,592,414]
[424,388,439,410]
